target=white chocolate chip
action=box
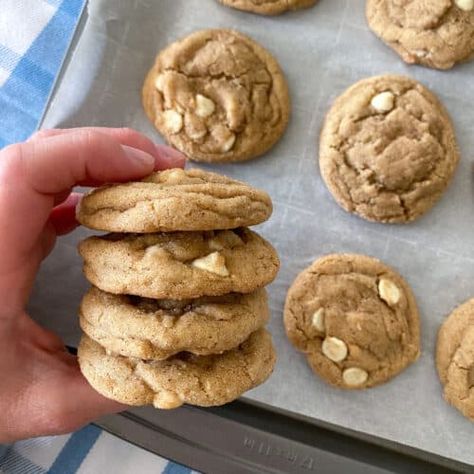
[195,94,216,118]
[413,49,428,58]
[312,308,325,332]
[221,133,236,152]
[370,91,395,113]
[455,0,473,11]
[191,252,229,277]
[163,110,183,134]
[322,337,348,362]
[343,367,368,387]
[144,244,168,260]
[153,390,183,409]
[154,74,165,91]
[163,168,186,183]
[378,278,401,305]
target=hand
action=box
[0,127,185,442]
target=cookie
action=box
[142,29,290,163]
[436,298,474,421]
[79,228,280,299]
[78,329,276,408]
[80,286,269,360]
[218,0,317,15]
[319,75,459,223]
[284,254,420,389]
[77,168,272,233]
[366,0,474,70]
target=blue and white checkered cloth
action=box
[0,0,85,148]
[0,1,196,472]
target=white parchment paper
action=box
[33,0,474,465]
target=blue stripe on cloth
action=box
[0,446,46,474]
[0,0,85,147]
[163,461,193,474]
[47,425,102,474]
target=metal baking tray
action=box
[35,0,474,473]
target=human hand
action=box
[0,127,185,442]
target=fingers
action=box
[49,192,82,236]
[0,127,185,311]
[29,127,186,172]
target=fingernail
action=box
[123,145,155,167]
[155,144,187,169]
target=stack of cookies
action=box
[76,168,279,409]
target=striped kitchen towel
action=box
[0,0,85,148]
[0,425,198,474]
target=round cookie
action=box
[284,254,420,389]
[366,0,474,70]
[218,0,317,15]
[436,298,474,421]
[319,75,459,223]
[80,286,269,360]
[77,168,273,233]
[142,29,290,163]
[78,228,280,299]
[78,329,276,408]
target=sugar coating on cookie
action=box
[319,75,459,224]
[218,0,317,15]
[436,298,474,421]
[142,29,290,163]
[80,286,269,360]
[366,0,474,70]
[284,254,420,389]
[79,228,280,299]
[77,168,273,233]
[78,329,276,408]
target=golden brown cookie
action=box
[142,29,290,163]
[218,0,317,15]
[80,286,269,360]
[366,0,474,70]
[76,168,272,233]
[436,298,474,422]
[78,329,276,408]
[284,254,420,389]
[79,228,280,299]
[319,75,459,223]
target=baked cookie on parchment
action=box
[436,298,474,422]
[366,0,474,70]
[143,29,290,163]
[284,254,420,389]
[77,168,272,233]
[218,0,317,15]
[80,286,269,360]
[78,329,276,409]
[319,74,459,223]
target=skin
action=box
[0,127,185,442]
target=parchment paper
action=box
[34,0,474,466]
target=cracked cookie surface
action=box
[80,286,269,360]
[319,75,459,223]
[79,228,280,299]
[142,29,290,162]
[284,254,420,389]
[77,168,272,232]
[78,329,276,408]
[436,298,474,421]
[367,0,474,70]
[218,0,317,15]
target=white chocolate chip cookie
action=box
[284,253,420,389]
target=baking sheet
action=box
[33,0,474,466]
